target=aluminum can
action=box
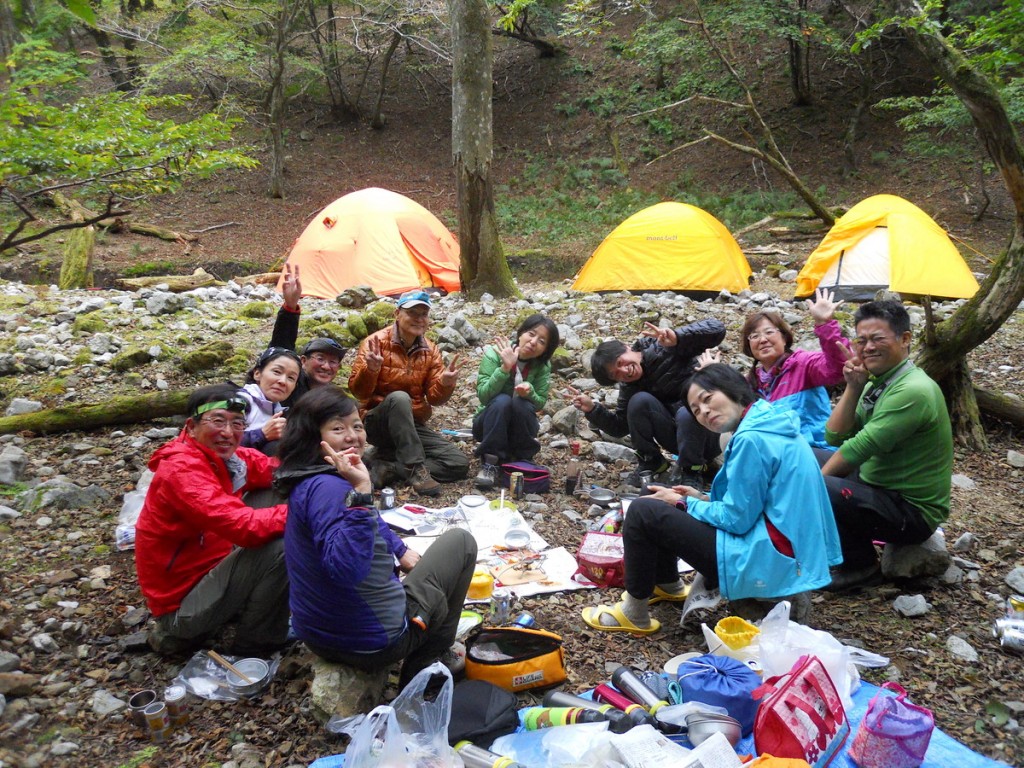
[512,611,535,629]
[127,689,157,728]
[997,626,1024,653]
[509,472,525,499]
[1007,594,1024,618]
[379,487,397,510]
[455,741,524,768]
[164,684,189,727]
[569,440,581,457]
[490,588,512,625]
[638,471,654,494]
[143,701,171,741]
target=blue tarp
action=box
[309,682,1009,768]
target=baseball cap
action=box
[396,290,432,310]
[302,338,347,358]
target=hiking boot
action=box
[408,464,441,497]
[826,561,882,593]
[626,459,669,490]
[370,459,399,489]
[474,455,500,491]
[665,463,707,491]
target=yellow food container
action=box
[468,570,495,600]
[714,616,760,650]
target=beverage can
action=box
[143,701,171,741]
[1007,595,1024,618]
[490,588,512,625]
[998,626,1024,654]
[509,472,525,499]
[164,684,189,727]
[115,524,136,552]
[380,487,397,510]
[512,611,535,628]
[569,440,581,457]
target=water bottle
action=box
[454,741,525,768]
[611,666,669,713]
[543,690,635,733]
[522,706,608,730]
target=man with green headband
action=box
[135,383,290,655]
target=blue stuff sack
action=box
[677,653,761,736]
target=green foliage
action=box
[122,261,178,277]
[239,302,274,319]
[115,746,159,768]
[72,314,109,334]
[1,39,256,252]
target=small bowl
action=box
[489,498,518,511]
[459,495,488,513]
[685,712,742,747]
[225,658,271,696]
[588,487,615,506]
[504,528,531,549]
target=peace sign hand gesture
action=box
[440,354,463,387]
[364,335,384,373]
[641,321,677,348]
[837,342,869,391]
[282,263,302,311]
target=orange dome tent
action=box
[279,187,460,299]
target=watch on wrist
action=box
[345,489,375,508]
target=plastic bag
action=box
[758,602,874,710]
[392,662,457,767]
[114,469,153,551]
[347,705,407,768]
[172,650,280,702]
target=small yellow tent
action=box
[795,194,979,301]
[280,187,460,299]
[571,202,752,294]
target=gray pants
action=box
[156,538,290,655]
[364,391,469,482]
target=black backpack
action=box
[447,679,520,749]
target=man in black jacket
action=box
[268,264,347,406]
[569,319,726,489]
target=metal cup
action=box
[143,701,171,742]
[639,471,654,494]
[128,689,157,728]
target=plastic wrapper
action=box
[114,469,153,551]
[172,650,280,702]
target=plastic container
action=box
[714,616,760,650]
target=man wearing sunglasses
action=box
[269,264,347,404]
[821,300,953,591]
[134,384,290,655]
[349,289,469,496]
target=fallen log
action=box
[234,272,282,286]
[127,222,197,242]
[975,386,1024,428]
[116,267,223,292]
[0,390,190,436]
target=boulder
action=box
[309,657,389,724]
[0,445,28,484]
[880,529,951,579]
[592,441,635,463]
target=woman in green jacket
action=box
[473,314,559,489]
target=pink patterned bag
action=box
[848,682,934,768]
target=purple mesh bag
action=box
[849,682,934,768]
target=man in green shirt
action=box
[822,300,953,591]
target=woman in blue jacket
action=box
[274,386,476,689]
[582,364,840,634]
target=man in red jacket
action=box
[135,384,289,655]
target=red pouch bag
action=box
[753,654,850,767]
[573,531,625,588]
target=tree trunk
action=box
[84,25,132,92]
[0,390,191,436]
[265,0,303,199]
[451,0,519,299]
[895,1,1024,448]
[941,358,988,448]
[786,0,812,105]
[0,0,22,61]
[370,30,402,130]
[59,227,95,289]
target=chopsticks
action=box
[207,649,254,683]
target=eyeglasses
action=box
[308,353,342,368]
[747,328,781,342]
[200,415,246,432]
[853,334,896,348]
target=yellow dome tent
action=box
[795,194,979,301]
[571,202,752,294]
[279,187,460,299]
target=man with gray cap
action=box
[269,264,347,405]
[349,289,469,496]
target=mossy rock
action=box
[367,301,396,324]
[181,341,234,374]
[550,347,574,371]
[225,353,252,376]
[124,373,144,387]
[110,347,152,372]
[345,312,368,340]
[72,350,92,365]
[73,314,109,334]
[239,301,274,319]
[300,322,350,350]
[765,263,785,278]
[834,310,855,328]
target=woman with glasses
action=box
[238,347,302,454]
[723,288,850,451]
[472,314,560,489]
[274,387,476,690]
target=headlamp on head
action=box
[193,397,249,419]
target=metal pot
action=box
[225,658,271,697]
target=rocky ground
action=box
[0,275,1022,768]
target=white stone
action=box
[90,689,127,716]
[893,594,931,617]
[5,398,43,416]
[946,635,979,663]
[951,473,976,490]
[1007,450,1024,469]
[1006,566,1024,593]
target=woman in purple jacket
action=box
[274,386,476,689]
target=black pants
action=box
[622,497,719,597]
[364,391,469,482]
[306,528,477,689]
[626,392,719,468]
[472,393,540,463]
[824,476,934,569]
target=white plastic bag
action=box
[390,662,457,767]
[346,705,407,768]
[114,469,154,551]
[757,601,857,709]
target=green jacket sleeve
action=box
[523,362,551,410]
[476,346,512,405]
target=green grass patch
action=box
[122,260,178,277]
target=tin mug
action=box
[128,689,157,728]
